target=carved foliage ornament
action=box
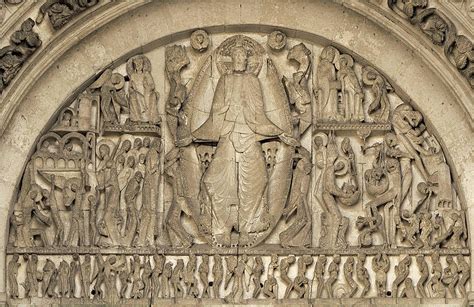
[0,1,100,94]
[36,0,99,30]
[388,0,474,88]
[0,18,41,94]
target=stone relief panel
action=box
[6,31,470,304]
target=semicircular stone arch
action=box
[1,1,473,306]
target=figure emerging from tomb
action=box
[457,255,470,297]
[251,256,264,298]
[212,255,224,298]
[42,258,58,298]
[294,255,313,298]
[185,254,199,297]
[356,253,370,298]
[343,256,357,298]
[171,259,184,298]
[325,255,341,298]
[23,254,41,298]
[372,253,390,297]
[8,254,20,299]
[199,255,211,298]
[416,254,429,298]
[151,254,165,299]
[442,255,459,298]
[313,255,327,298]
[192,41,298,246]
[392,255,412,298]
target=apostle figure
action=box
[316,46,340,121]
[127,55,160,124]
[137,138,161,247]
[337,54,364,122]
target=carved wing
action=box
[261,58,292,135]
[186,55,216,133]
[90,69,112,89]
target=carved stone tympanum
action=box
[5,29,470,305]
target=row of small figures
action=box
[7,253,471,302]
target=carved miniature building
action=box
[0,0,472,306]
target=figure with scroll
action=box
[192,41,298,246]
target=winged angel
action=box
[165,35,300,247]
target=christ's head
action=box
[231,46,248,73]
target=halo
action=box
[215,35,265,76]
[268,30,287,51]
[96,139,116,158]
[335,54,354,70]
[313,132,328,147]
[190,29,210,52]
